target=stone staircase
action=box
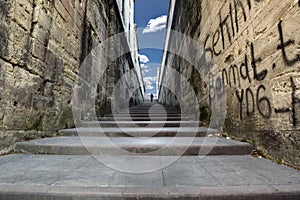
[0,102,299,199]
[15,102,252,156]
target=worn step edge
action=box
[58,127,216,137]
[105,114,184,117]
[0,184,299,200]
[119,111,181,114]
[98,117,193,121]
[79,121,204,128]
[15,137,253,156]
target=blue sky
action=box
[134,0,169,99]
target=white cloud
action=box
[143,15,167,34]
[141,64,151,74]
[138,54,150,64]
[143,76,156,90]
[143,69,151,74]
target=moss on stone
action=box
[57,108,74,129]
[199,106,211,124]
[26,118,43,131]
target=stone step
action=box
[98,116,192,121]
[59,127,214,137]
[80,121,204,128]
[121,111,181,114]
[127,108,179,112]
[105,113,184,118]
[128,109,180,112]
[0,154,299,199]
[15,137,253,156]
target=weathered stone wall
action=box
[159,0,300,166]
[0,0,144,154]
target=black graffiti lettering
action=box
[251,43,268,81]
[237,0,248,21]
[240,54,251,83]
[247,0,252,10]
[257,85,272,119]
[234,0,239,33]
[222,52,252,89]
[229,64,240,87]
[222,68,229,86]
[229,3,235,37]
[246,88,255,116]
[212,30,221,56]
[275,108,290,113]
[277,20,300,66]
[219,13,232,50]
[291,77,300,127]
[274,77,299,127]
[236,85,272,120]
[234,0,249,33]
[207,0,252,56]
[298,0,300,7]
[236,89,244,119]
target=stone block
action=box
[53,0,74,27]
[30,38,47,61]
[0,1,12,21]
[26,55,46,78]
[61,0,75,19]
[0,20,31,66]
[50,23,62,44]
[0,22,10,59]
[33,5,52,31]
[9,0,33,32]
[31,24,49,45]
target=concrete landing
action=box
[15,137,253,156]
[59,127,216,137]
[0,155,299,199]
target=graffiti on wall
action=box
[277,21,300,66]
[205,0,252,60]
[206,0,300,128]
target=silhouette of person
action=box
[150,93,154,102]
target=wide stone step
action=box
[59,127,215,137]
[105,113,184,118]
[15,137,252,156]
[121,111,181,114]
[0,154,299,199]
[80,121,204,128]
[126,108,180,112]
[127,109,180,112]
[98,116,192,121]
